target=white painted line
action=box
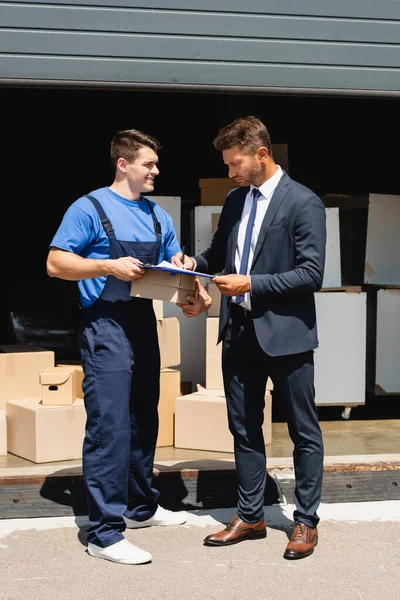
[187,501,400,528]
[0,516,89,539]
[0,501,399,539]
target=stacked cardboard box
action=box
[58,317,182,448]
[198,178,237,206]
[57,316,181,447]
[157,317,180,370]
[40,366,78,406]
[58,316,182,449]
[0,410,6,456]
[0,344,57,458]
[56,363,84,399]
[157,316,182,447]
[0,345,54,413]
[158,368,181,447]
[0,345,86,463]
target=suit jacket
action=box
[194,171,327,357]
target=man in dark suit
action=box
[173,116,326,560]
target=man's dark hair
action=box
[110,129,161,171]
[213,116,273,156]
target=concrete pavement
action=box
[0,502,399,600]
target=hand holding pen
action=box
[171,248,195,271]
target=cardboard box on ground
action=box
[0,336,181,461]
[3,310,276,457]
[175,386,272,453]
[6,398,86,463]
[173,314,273,453]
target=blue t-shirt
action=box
[50,187,181,307]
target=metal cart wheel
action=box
[341,407,352,420]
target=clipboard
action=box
[140,260,214,279]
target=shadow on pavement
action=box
[37,461,294,541]
[153,459,293,536]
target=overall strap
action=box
[85,194,116,241]
[144,198,162,236]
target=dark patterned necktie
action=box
[235,188,261,304]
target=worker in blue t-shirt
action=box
[47,129,211,566]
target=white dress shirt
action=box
[235,166,283,309]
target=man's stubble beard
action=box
[246,159,263,187]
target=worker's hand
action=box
[177,279,212,317]
[171,252,195,271]
[213,274,251,297]
[109,256,145,281]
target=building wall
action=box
[1,0,399,94]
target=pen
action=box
[181,246,186,269]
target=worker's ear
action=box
[117,157,128,173]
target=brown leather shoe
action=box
[203,514,267,547]
[283,522,318,559]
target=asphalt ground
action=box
[0,502,399,600]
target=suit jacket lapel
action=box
[251,173,290,267]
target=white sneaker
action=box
[125,505,187,529]
[87,539,152,565]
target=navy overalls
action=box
[80,194,162,548]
